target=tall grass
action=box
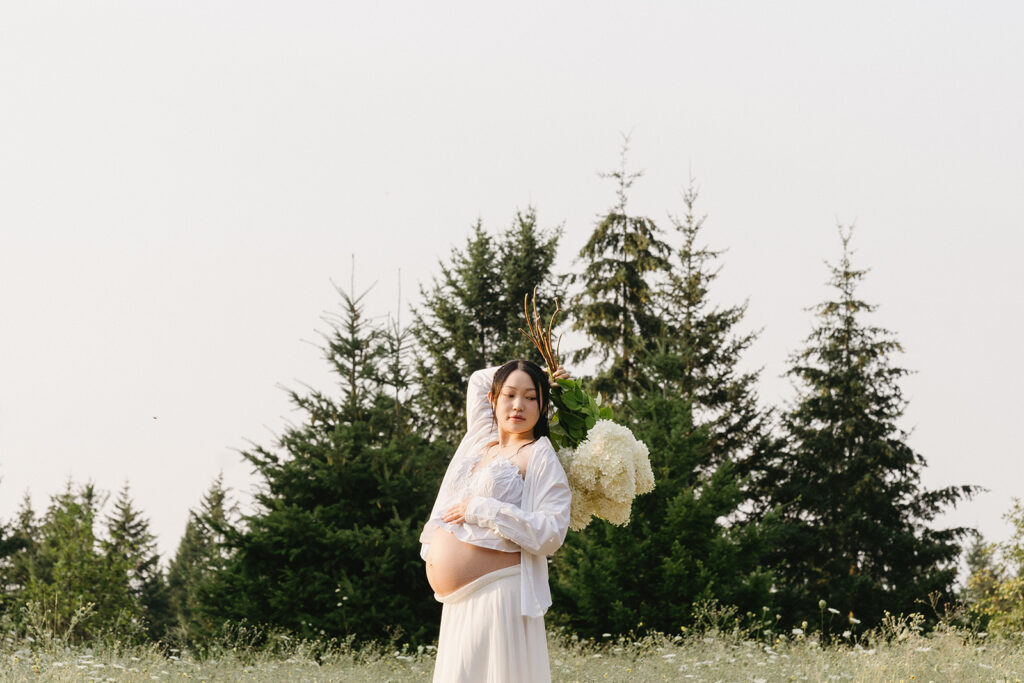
[3,606,1023,681]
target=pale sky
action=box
[1,2,1022,566]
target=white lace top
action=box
[436,449,526,553]
[420,366,572,618]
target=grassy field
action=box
[3,626,1023,682]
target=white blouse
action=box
[420,366,572,618]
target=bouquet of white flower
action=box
[521,290,655,530]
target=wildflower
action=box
[792,628,804,636]
[602,632,611,637]
[842,630,851,639]
[849,616,861,625]
[828,608,840,615]
[819,600,827,610]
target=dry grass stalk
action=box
[519,287,562,374]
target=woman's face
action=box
[490,369,541,439]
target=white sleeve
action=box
[464,450,571,556]
[466,367,499,436]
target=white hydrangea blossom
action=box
[558,420,655,531]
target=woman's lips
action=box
[510,416,524,422]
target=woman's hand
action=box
[549,364,571,387]
[443,497,472,525]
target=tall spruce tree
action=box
[649,181,772,468]
[0,501,27,621]
[106,484,171,641]
[25,482,138,641]
[200,284,450,644]
[758,226,976,628]
[550,397,774,636]
[166,474,235,646]
[413,209,562,441]
[572,139,671,402]
[0,494,37,623]
[552,181,775,636]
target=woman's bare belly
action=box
[425,527,520,596]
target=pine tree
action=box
[550,396,774,636]
[200,284,450,645]
[25,482,137,641]
[105,483,170,641]
[648,180,772,468]
[552,186,776,634]
[0,494,38,621]
[758,226,976,628]
[166,474,234,646]
[0,501,28,621]
[573,139,671,402]
[413,210,562,440]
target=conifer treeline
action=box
[0,148,996,647]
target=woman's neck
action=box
[496,431,536,448]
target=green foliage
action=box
[648,180,773,477]
[551,394,774,636]
[412,209,563,441]
[554,177,775,637]
[0,495,30,621]
[166,474,236,647]
[105,483,171,641]
[19,482,141,643]
[572,138,671,402]
[965,500,1024,636]
[548,378,613,451]
[200,285,450,645]
[755,226,977,629]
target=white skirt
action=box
[433,565,550,683]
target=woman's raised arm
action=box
[465,366,499,436]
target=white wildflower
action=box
[828,607,841,615]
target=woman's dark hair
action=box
[490,359,551,439]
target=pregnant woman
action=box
[420,359,572,682]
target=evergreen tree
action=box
[962,535,1000,632]
[413,210,562,440]
[648,180,772,469]
[572,139,671,402]
[105,483,171,641]
[553,185,777,634]
[166,474,235,646]
[25,482,137,641]
[550,395,774,636]
[757,226,976,628]
[0,499,28,621]
[0,494,38,621]
[964,501,1024,636]
[200,285,450,644]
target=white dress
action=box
[420,367,572,683]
